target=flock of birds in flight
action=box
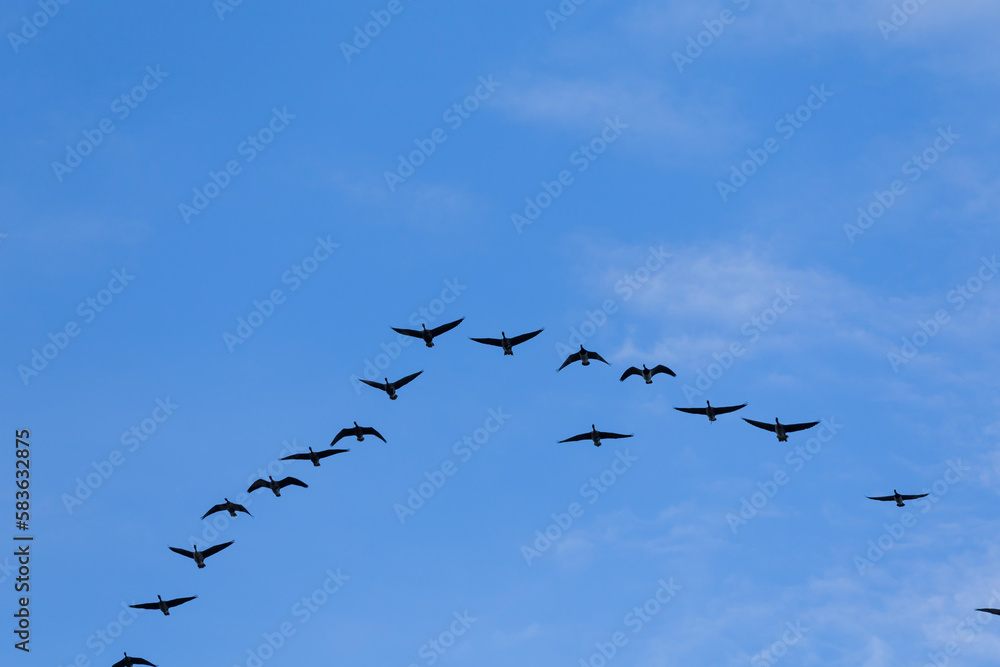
[111,316,978,666]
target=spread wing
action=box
[619,367,641,381]
[674,406,708,415]
[558,432,591,443]
[130,659,156,667]
[509,329,543,346]
[392,371,422,389]
[232,503,252,516]
[743,418,776,432]
[168,546,194,559]
[165,595,197,608]
[713,403,747,415]
[202,540,234,558]
[470,336,503,347]
[651,364,676,377]
[428,317,464,337]
[129,601,161,610]
[867,495,896,501]
[112,658,130,667]
[317,448,349,458]
[783,421,820,433]
[359,379,387,391]
[247,479,270,493]
[360,426,386,442]
[596,431,632,440]
[558,352,581,371]
[277,477,308,489]
[280,452,312,461]
[391,326,422,338]
[588,351,610,365]
[977,608,1000,615]
[899,493,929,500]
[330,427,352,446]
[201,503,226,520]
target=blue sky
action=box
[3,0,1000,665]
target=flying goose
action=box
[558,345,609,371]
[168,541,233,569]
[247,476,308,497]
[867,490,929,507]
[281,447,348,467]
[559,424,633,447]
[130,594,197,616]
[674,401,747,422]
[112,654,156,667]
[620,364,675,384]
[359,371,423,400]
[743,417,819,442]
[470,329,543,355]
[392,317,464,348]
[331,422,386,446]
[201,498,251,520]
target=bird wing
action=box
[165,595,197,608]
[651,364,676,377]
[233,504,252,516]
[391,326,422,338]
[359,379,387,391]
[361,426,387,442]
[743,418,776,432]
[131,659,156,667]
[201,541,234,558]
[278,476,308,489]
[783,421,820,433]
[201,504,225,520]
[714,403,748,415]
[558,433,592,443]
[596,431,633,440]
[129,601,161,610]
[674,406,708,415]
[317,448,349,458]
[557,352,581,371]
[111,658,128,667]
[619,367,641,381]
[247,479,269,493]
[510,329,544,346]
[899,493,929,500]
[977,608,1000,615]
[330,428,352,446]
[392,371,422,388]
[866,495,896,501]
[470,336,503,347]
[168,546,194,559]
[588,351,610,365]
[280,452,310,461]
[429,317,464,337]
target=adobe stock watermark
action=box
[178,107,295,224]
[750,620,809,667]
[716,85,833,202]
[214,0,248,21]
[545,0,588,31]
[682,287,798,403]
[854,459,968,575]
[886,255,997,372]
[232,567,349,667]
[554,245,672,358]
[17,268,135,386]
[877,0,932,39]
[726,418,842,534]
[223,236,339,352]
[521,449,638,566]
[578,577,681,667]
[349,278,466,394]
[407,611,477,667]
[672,0,752,73]
[511,117,628,234]
[394,408,511,524]
[844,126,959,243]
[8,0,75,53]
[921,589,1000,667]
[385,75,501,192]
[54,601,141,667]
[340,0,413,63]
[61,398,179,514]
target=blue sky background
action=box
[3,1,1000,665]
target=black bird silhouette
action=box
[743,417,819,442]
[247,476,308,497]
[359,371,423,400]
[976,608,1000,616]
[559,424,633,447]
[168,541,233,569]
[281,447,348,467]
[620,364,675,384]
[392,317,464,348]
[674,400,747,422]
[201,498,251,520]
[130,594,197,616]
[470,329,543,355]
[867,490,929,507]
[331,422,386,446]
[558,345,609,371]
[112,653,156,667]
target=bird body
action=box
[620,364,675,384]
[112,653,156,667]
[559,424,633,447]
